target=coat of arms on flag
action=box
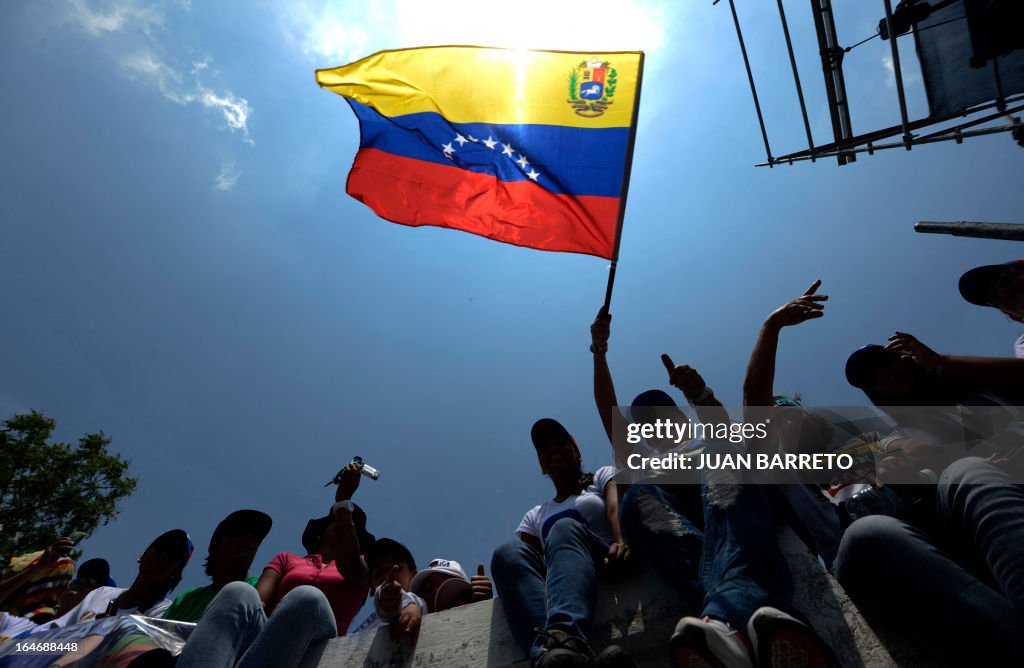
[568,59,618,118]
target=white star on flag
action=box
[482,136,497,149]
[516,155,530,169]
[527,169,540,181]
[442,142,454,154]
[454,134,468,146]
[501,143,515,157]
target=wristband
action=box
[332,500,355,515]
[590,343,608,354]
[687,385,713,403]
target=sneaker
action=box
[533,628,595,668]
[669,616,753,668]
[594,643,638,668]
[746,607,835,668]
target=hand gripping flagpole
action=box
[602,52,645,313]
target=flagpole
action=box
[602,52,645,313]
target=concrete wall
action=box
[320,528,921,667]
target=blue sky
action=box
[2,0,1022,613]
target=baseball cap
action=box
[410,558,472,611]
[209,510,272,551]
[958,261,1023,307]
[845,345,895,389]
[530,418,576,450]
[74,558,114,588]
[146,530,194,577]
[301,504,375,556]
[367,538,417,571]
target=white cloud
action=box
[67,0,165,36]
[214,161,239,191]
[66,2,253,146]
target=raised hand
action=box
[378,565,403,618]
[335,463,362,502]
[886,331,942,369]
[40,537,76,565]
[765,280,828,329]
[591,306,611,351]
[661,354,708,401]
[470,564,493,602]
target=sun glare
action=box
[393,0,666,52]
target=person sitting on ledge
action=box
[491,418,635,668]
[174,464,370,667]
[162,509,272,623]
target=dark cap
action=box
[301,504,375,556]
[147,529,194,570]
[74,558,114,588]
[209,510,272,552]
[530,418,576,450]
[367,538,417,571]
[845,345,897,389]
[958,261,1023,307]
[630,389,679,425]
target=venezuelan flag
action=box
[316,46,643,259]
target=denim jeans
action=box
[491,517,609,661]
[834,457,1024,665]
[620,449,795,631]
[175,581,337,668]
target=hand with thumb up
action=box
[377,564,404,618]
[470,563,493,602]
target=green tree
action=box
[0,411,137,572]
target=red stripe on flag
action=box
[346,148,620,259]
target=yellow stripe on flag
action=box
[316,46,642,129]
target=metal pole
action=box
[777,0,816,159]
[882,0,913,149]
[915,221,1024,241]
[754,118,1023,165]
[810,0,855,165]
[727,0,774,165]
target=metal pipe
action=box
[883,0,913,148]
[777,0,815,159]
[810,0,855,165]
[728,0,774,165]
[754,117,1022,165]
[760,100,1024,164]
[915,222,1024,242]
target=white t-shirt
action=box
[1014,333,1024,359]
[0,612,38,640]
[352,589,427,634]
[517,466,616,544]
[32,586,171,632]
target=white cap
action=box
[410,558,469,594]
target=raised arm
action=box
[743,281,827,453]
[332,464,370,590]
[661,354,730,427]
[887,331,1024,404]
[591,306,618,445]
[0,537,74,609]
[743,280,827,410]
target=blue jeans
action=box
[176,581,337,668]
[834,457,1024,664]
[620,455,794,631]
[491,517,609,661]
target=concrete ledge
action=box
[320,528,921,667]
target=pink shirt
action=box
[265,552,367,635]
